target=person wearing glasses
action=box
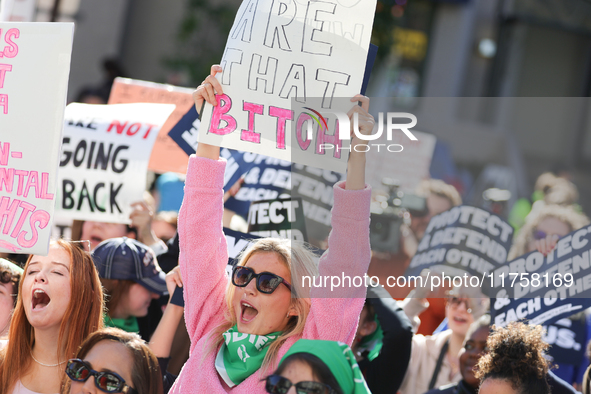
[0,259,23,339]
[508,204,589,390]
[63,327,162,394]
[398,283,489,394]
[0,239,104,394]
[508,203,589,261]
[265,339,371,394]
[168,65,373,393]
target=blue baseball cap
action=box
[92,237,168,296]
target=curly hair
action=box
[475,322,550,394]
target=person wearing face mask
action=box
[92,237,168,337]
[0,259,23,339]
[0,239,104,394]
[63,327,162,394]
[265,339,371,394]
[167,65,373,393]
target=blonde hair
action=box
[415,179,462,207]
[534,172,579,206]
[509,204,589,260]
[205,238,319,372]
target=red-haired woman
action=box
[0,239,104,394]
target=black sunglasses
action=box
[266,375,336,394]
[232,266,292,294]
[65,359,137,394]
[0,270,17,285]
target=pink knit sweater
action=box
[170,156,371,393]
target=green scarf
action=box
[281,340,371,394]
[215,325,281,387]
[357,318,384,361]
[104,315,139,333]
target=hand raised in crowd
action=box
[346,94,374,191]
[223,176,244,203]
[194,65,223,161]
[535,233,560,256]
[193,64,223,114]
[165,265,183,297]
[129,200,159,246]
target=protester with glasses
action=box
[398,282,489,394]
[63,327,162,394]
[0,239,104,394]
[508,204,590,390]
[265,339,371,394]
[168,65,373,393]
[508,203,589,260]
[0,259,23,339]
[424,315,490,394]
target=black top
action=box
[548,370,581,394]
[424,380,478,394]
[423,372,580,394]
[358,285,414,394]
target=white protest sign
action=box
[0,22,73,255]
[198,0,376,172]
[365,130,436,192]
[56,103,175,223]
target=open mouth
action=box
[453,316,468,324]
[240,301,258,323]
[32,289,51,310]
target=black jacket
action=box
[358,285,414,394]
[424,380,477,394]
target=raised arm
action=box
[362,285,414,394]
[303,96,374,344]
[178,67,229,342]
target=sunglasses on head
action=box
[232,266,291,294]
[266,375,336,394]
[65,359,137,394]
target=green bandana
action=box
[215,325,281,387]
[281,340,371,394]
[357,318,384,361]
[104,315,139,333]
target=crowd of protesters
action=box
[1,61,591,394]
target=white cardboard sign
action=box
[198,0,376,172]
[0,22,74,255]
[56,103,175,224]
[365,130,437,192]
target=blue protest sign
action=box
[361,44,378,96]
[490,297,591,328]
[404,205,514,279]
[224,227,260,267]
[167,105,200,156]
[544,316,587,365]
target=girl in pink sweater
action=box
[169,65,374,393]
